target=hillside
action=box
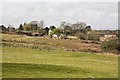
[2,34,102,53]
[1,33,118,78]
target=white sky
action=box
[0,0,119,30]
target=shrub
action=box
[40,29,48,35]
[76,32,87,40]
[87,31,99,41]
[52,28,60,35]
[101,39,120,54]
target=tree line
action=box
[1,20,120,53]
[0,20,96,39]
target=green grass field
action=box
[2,46,118,78]
[2,35,118,78]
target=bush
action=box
[76,32,87,40]
[87,31,99,41]
[40,29,48,35]
[52,28,60,35]
[101,39,120,54]
[76,31,99,41]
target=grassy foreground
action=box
[2,46,118,78]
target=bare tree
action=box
[60,21,67,28]
[60,22,71,28]
[71,22,87,30]
[39,20,44,29]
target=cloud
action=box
[1,2,118,30]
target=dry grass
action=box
[2,33,102,53]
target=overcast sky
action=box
[1,2,118,30]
